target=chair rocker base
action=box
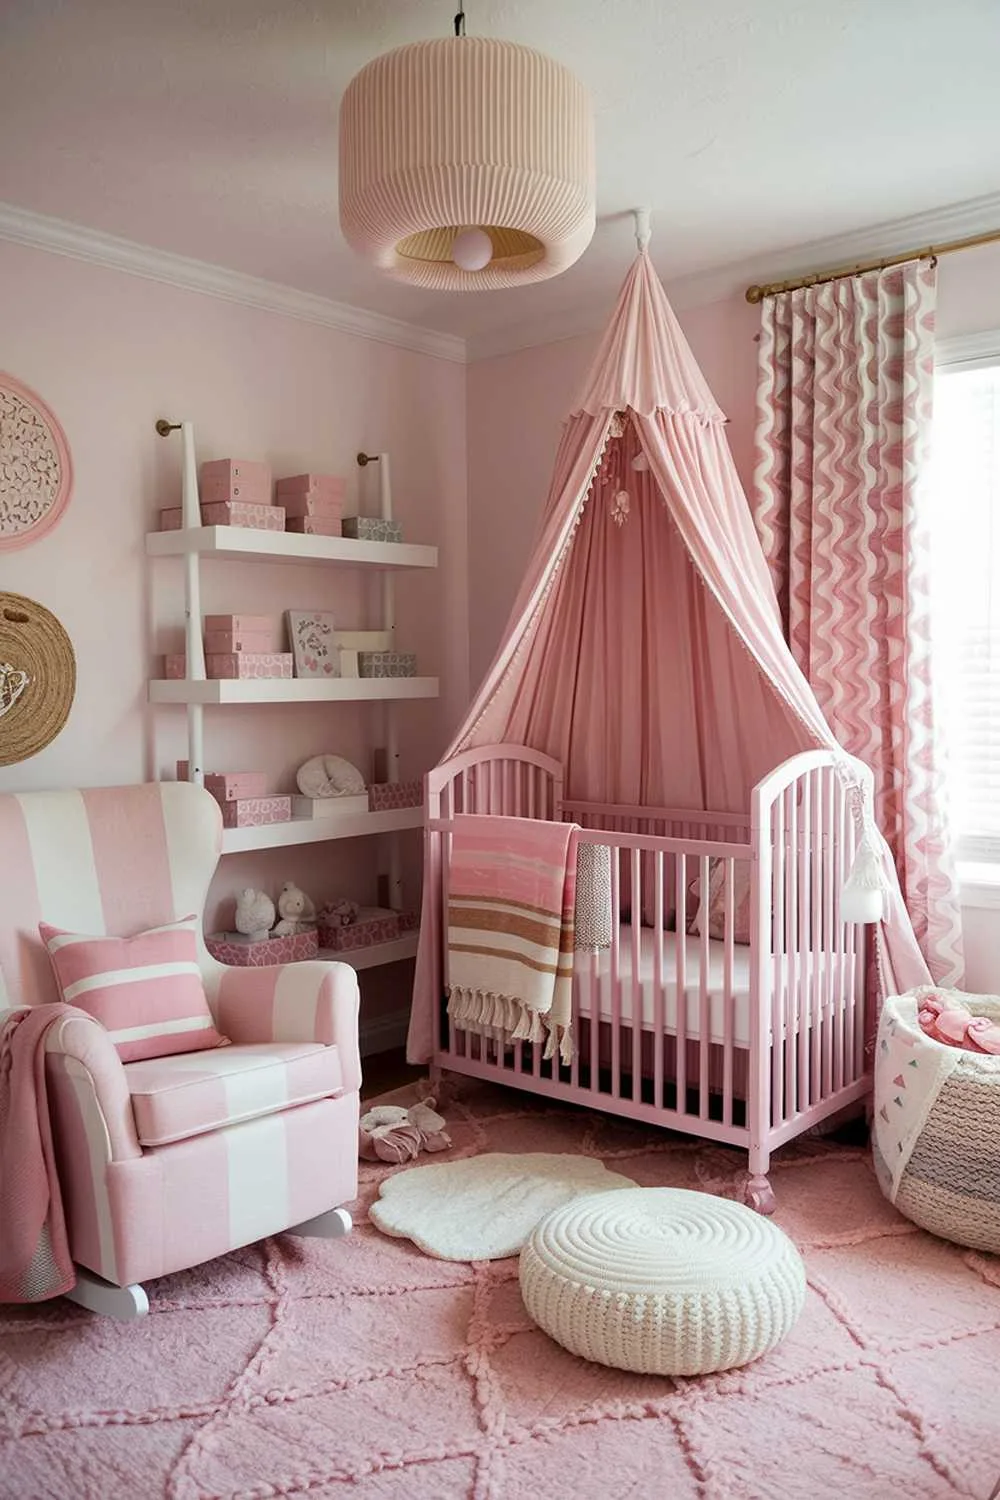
[63,1265,150,1321]
[286,1206,353,1240]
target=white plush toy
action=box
[271,881,318,937]
[234,888,276,942]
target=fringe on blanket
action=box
[446,987,573,1065]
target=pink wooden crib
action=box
[424,744,871,1211]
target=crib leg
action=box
[743,1144,776,1215]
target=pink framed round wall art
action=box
[0,373,74,551]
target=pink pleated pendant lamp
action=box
[338,3,595,290]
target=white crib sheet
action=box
[574,927,752,1047]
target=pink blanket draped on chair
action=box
[446,815,578,1063]
[0,1004,76,1303]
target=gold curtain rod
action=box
[745,225,1000,304]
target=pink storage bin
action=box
[276,473,346,498]
[397,910,420,933]
[204,614,280,635]
[199,476,273,506]
[176,763,268,800]
[200,459,272,488]
[286,516,342,536]
[318,906,400,951]
[206,652,293,679]
[368,780,423,812]
[205,929,318,967]
[203,629,284,654]
[159,502,285,532]
[164,654,187,679]
[219,795,292,828]
[280,493,343,520]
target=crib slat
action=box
[698,853,710,1121]
[611,848,621,1100]
[631,848,642,1103]
[773,790,785,1127]
[823,768,835,1098]
[833,781,846,1094]
[785,786,798,1119]
[722,855,735,1127]
[675,851,687,1115]
[654,851,665,1110]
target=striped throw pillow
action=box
[39,916,228,1062]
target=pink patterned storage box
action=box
[276,473,346,499]
[160,502,285,531]
[199,476,272,505]
[200,458,272,489]
[176,763,268,800]
[318,907,400,951]
[205,929,318,966]
[397,910,420,933]
[207,652,293,679]
[204,614,283,641]
[368,780,423,811]
[285,516,342,536]
[219,795,291,828]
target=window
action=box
[931,355,1000,864]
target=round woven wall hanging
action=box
[0,593,76,766]
[0,373,74,551]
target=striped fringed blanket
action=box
[446,815,579,1064]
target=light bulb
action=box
[452,227,493,272]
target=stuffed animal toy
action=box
[271,881,317,937]
[359,1097,451,1164]
[234,887,276,942]
[318,897,359,929]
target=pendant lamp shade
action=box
[338,37,595,290]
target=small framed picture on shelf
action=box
[286,609,338,677]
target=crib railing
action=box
[427,746,563,822]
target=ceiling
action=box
[2,0,999,357]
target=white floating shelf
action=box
[146,526,438,571]
[319,932,419,971]
[221,806,424,854]
[148,677,439,705]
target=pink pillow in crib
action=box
[687,859,752,946]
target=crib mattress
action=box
[574,928,753,1047]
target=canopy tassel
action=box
[633,207,652,253]
[842,785,891,924]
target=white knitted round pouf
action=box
[519,1187,806,1376]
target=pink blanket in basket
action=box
[446,815,578,1063]
[0,1005,76,1303]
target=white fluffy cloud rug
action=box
[369,1152,637,1260]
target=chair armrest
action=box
[214,960,361,1093]
[44,1009,142,1162]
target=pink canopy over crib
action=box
[408,248,930,1063]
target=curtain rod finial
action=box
[633,208,651,253]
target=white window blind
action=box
[931,359,1000,858]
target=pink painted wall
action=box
[0,239,468,1035]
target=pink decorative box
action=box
[397,910,420,933]
[206,652,294,679]
[204,614,281,635]
[286,516,342,536]
[276,473,345,498]
[199,477,273,506]
[203,629,284,653]
[160,502,285,532]
[200,459,272,488]
[219,795,292,828]
[176,763,268,800]
[318,906,400,951]
[280,493,343,520]
[368,780,423,812]
[206,929,318,967]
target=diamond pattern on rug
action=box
[1,1076,998,1499]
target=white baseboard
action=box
[360,1008,410,1057]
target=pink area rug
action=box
[2,1079,999,1500]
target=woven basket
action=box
[0,592,76,766]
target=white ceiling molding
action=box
[0,201,468,364]
[936,329,1000,370]
[466,189,1000,361]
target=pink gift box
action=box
[203,629,284,654]
[206,929,318,967]
[285,516,342,536]
[199,476,274,506]
[276,473,345,498]
[160,502,285,531]
[367,780,423,812]
[206,652,293,679]
[200,459,272,488]
[280,493,343,520]
[219,795,292,828]
[204,614,280,635]
[176,763,268,800]
[318,906,400,951]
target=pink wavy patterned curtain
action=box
[754,260,964,985]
